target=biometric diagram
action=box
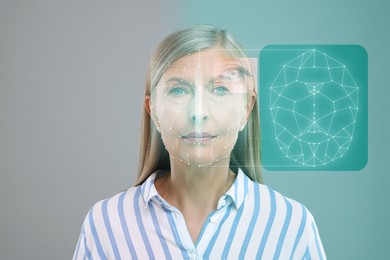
[270,50,358,167]
[260,45,367,170]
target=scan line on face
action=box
[152,48,251,167]
[194,49,204,154]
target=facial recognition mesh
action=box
[152,50,253,167]
[259,45,367,171]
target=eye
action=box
[212,86,229,96]
[168,86,188,96]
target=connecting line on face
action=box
[209,137,215,156]
[168,151,232,168]
[181,66,186,81]
[153,105,165,124]
[225,121,241,148]
[169,153,191,165]
[167,109,182,137]
[196,153,231,167]
[194,60,204,157]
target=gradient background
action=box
[0,0,389,259]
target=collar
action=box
[140,168,251,210]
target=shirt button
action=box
[221,200,227,206]
[189,252,197,259]
[210,216,217,223]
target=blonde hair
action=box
[134,25,262,185]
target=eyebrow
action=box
[213,66,250,82]
[165,66,250,86]
[165,77,193,86]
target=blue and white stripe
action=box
[73,169,326,259]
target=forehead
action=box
[165,48,243,73]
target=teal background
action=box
[259,45,367,171]
[178,0,389,259]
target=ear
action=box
[144,95,152,116]
[246,91,257,120]
[240,92,257,131]
[240,57,258,131]
[144,95,160,132]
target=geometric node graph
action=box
[270,49,359,167]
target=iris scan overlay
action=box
[269,49,358,167]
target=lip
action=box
[181,132,217,143]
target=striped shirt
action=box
[73,169,326,259]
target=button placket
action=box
[189,252,197,260]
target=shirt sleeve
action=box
[73,212,93,260]
[304,212,327,260]
[72,226,85,259]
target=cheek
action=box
[153,95,188,128]
[210,100,247,129]
[156,104,187,137]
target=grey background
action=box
[1,0,389,259]
[0,1,176,259]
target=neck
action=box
[156,157,236,214]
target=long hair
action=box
[134,25,262,185]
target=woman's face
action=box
[150,48,255,166]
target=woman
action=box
[73,25,326,259]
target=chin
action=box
[169,150,231,167]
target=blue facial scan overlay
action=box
[259,45,368,171]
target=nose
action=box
[189,92,209,123]
[190,113,208,123]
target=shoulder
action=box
[249,180,313,218]
[81,186,142,230]
[247,179,318,238]
[248,181,325,258]
[81,172,159,231]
